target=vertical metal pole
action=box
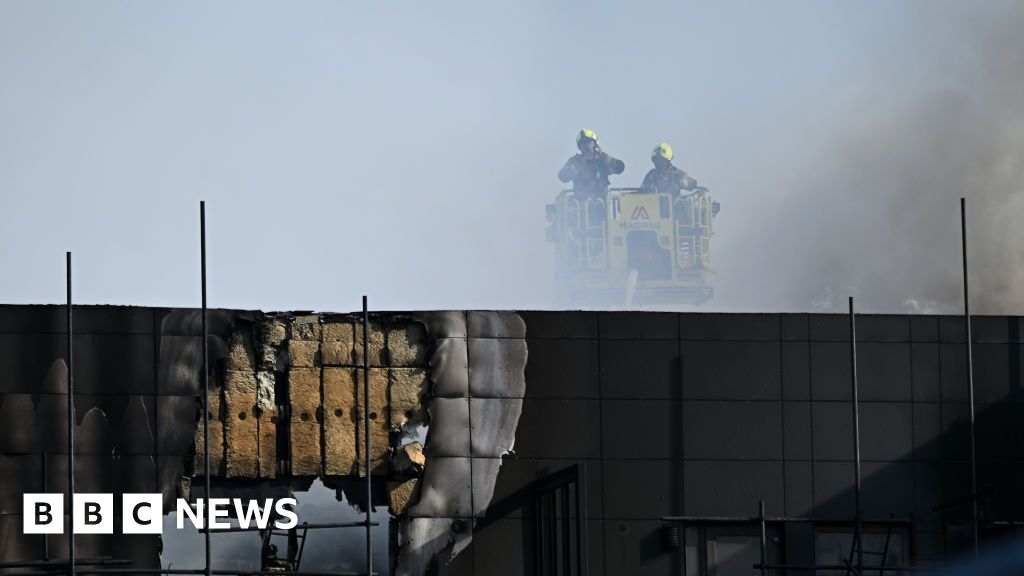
[362,295,372,576]
[200,202,211,576]
[961,197,979,556]
[849,296,864,573]
[575,464,589,576]
[758,500,767,576]
[66,252,75,576]
[42,451,49,562]
[561,489,570,575]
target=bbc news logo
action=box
[23,494,298,535]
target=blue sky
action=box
[2,1,1020,313]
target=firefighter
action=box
[640,142,700,197]
[558,129,625,198]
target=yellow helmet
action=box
[652,142,673,162]
[576,129,599,148]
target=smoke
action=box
[719,3,1024,315]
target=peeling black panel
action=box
[469,399,523,457]
[680,341,781,401]
[679,313,780,341]
[600,339,677,399]
[467,311,525,339]
[409,457,473,518]
[912,343,941,402]
[598,311,678,340]
[467,339,526,399]
[783,401,813,460]
[156,395,199,455]
[519,310,598,339]
[682,401,783,461]
[429,338,469,398]
[523,338,599,398]
[601,399,682,460]
[683,460,784,517]
[811,402,854,461]
[785,460,814,516]
[423,398,470,458]
[513,399,601,459]
[412,311,467,339]
[860,403,913,461]
[782,341,811,400]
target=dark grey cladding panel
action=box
[978,463,1024,521]
[678,313,780,341]
[600,339,677,399]
[809,342,852,401]
[471,518,527,575]
[862,462,914,517]
[409,457,472,518]
[975,403,1024,463]
[914,532,944,562]
[781,313,810,341]
[857,343,912,401]
[156,395,199,455]
[785,461,814,516]
[683,461,784,517]
[154,308,257,337]
[488,458,604,519]
[783,401,812,460]
[469,399,522,458]
[940,343,969,402]
[156,334,230,395]
[972,343,1024,404]
[855,315,911,342]
[682,401,783,461]
[0,516,45,563]
[910,315,940,342]
[467,338,527,399]
[411,311,468,339]
[429,338,469,398]
[523,338,599,398]
[812,461,854,518]
[782,342,811,400]
[913,403,942,461]
[914,462,949,520]
[912,343,941,402]
[598,311,678,340]
[809,314,849,342]
[467,311,525,339]
[972,316,1024,343]
[0,394,44,453]
[519,311,598,339]
[938,316,966,343]
[940,403,972,462]
[680,341,781,400]
[860,403,913,462]
[0,333,69,394]
[111,533,161,570]
[0,455,42,513]
[0,304,155,335]
[603,459,683,519]
[811,402,854,461]
[602,400,684,460]
[514,399,601,459]
[424,398,471,458]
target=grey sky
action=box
[2,1,1020,314]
